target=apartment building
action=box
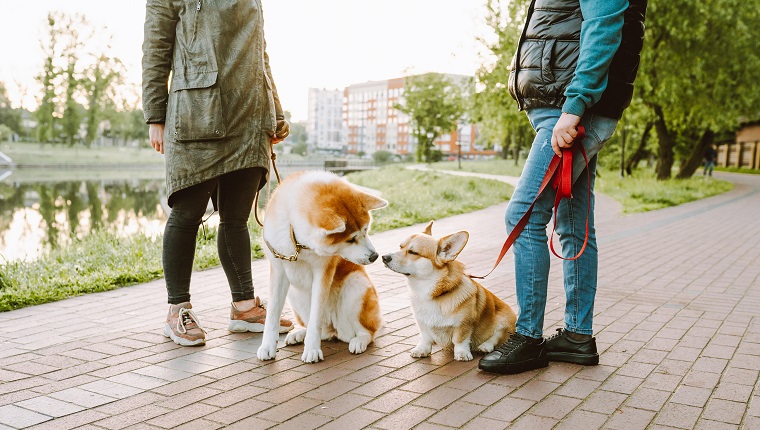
[306,88,344,153]
[342,75,482,158]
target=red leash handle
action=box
[549,140,590,261]
[471,126,589,279]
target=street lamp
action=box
[457,126,462,169]
[426,131,434,164]
[620,124,630,178]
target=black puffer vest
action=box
[508,0,647,119]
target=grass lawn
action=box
[2,141,165,166]
[431,158,734,214]
[596,171,734,213]
[0,141,322,167]
[347,166,512,232]
[715,166,760,175]
[430,158,526,177]
[0,167,511,311]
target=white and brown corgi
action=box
[256,171,386,363]
[382,221,516,361]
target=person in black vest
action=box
[479,0,648,374]
[704,144,718,176]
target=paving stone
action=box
[670,385,712,407]
[654,403,702,429]
[480,397,535,422]
[0,404,53,428]
[373,404,436,430]
[701,398,746,425]
[14,394,86,418]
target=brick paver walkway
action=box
[1,172,758,429]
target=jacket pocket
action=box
[172,71,226,142]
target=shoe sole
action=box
[547,351,599,365]
[478,356,549,374]
[228,320,294,334]
[163,324,205,346]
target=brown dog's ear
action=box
[359,191,388,211]
[437,231,469,263]
[423,220,434,235]
[318,211,346,235]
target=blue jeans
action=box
[506,107,618,338]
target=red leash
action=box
[471,126,590,280]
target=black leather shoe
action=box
[478,333,549,374]
[545,328,599,365]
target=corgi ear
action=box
[437,231,469,263]
[318,211,346,235]
[423,220,434,235]
[359,192,388,211]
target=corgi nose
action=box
[369,252,378,263]
[382,254,391,263]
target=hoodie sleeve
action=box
[562,0,627,117]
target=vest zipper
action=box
[197,0,201,11]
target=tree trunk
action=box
[653,105,675,180]
[676,129,715,179]
[625,121,653,175]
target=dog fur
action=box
[256,171,387,363]
[382,221,517,361]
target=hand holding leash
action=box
[551,112,581,155]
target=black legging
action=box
[164,167,265,304]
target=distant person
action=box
[142,0,293,346]
[478,0,648,374]
[704,144,718,176]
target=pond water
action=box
[0,170,173,262]
[0,167,299,262]
[0,161,374,262]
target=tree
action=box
[395,73,465,162]
[471,0,533,163]
[83,54,125,146]
[637,0,760,179]
[372,150,393,164]
[59,14,89,146]
[0,125,12,142]
[0,82,21,135]
[35,13,61,143]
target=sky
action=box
[0,0,492,122]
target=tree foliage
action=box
[33,12,132,146]
[0,82,21,136]
[83,55,125,146]
[395,73,465,162]
[471,0,533,162]
[637,0,760,179]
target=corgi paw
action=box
[285,329,306,345]
[257,343,277,361]
[302,349,324,363]
[410,346,432,358]
[348,337,369,354]
[477,342,495,353]
[454,349,473,361]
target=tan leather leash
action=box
[253,141,311,262]
[253,142,282,227]
[470,126,590,280]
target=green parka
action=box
[142,0,282,203]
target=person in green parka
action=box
[142,0,293,346]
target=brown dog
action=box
[382,221,517,361]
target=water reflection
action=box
[0,176,171,262]
[0,164,344,262]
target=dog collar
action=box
[265,225,310,262]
